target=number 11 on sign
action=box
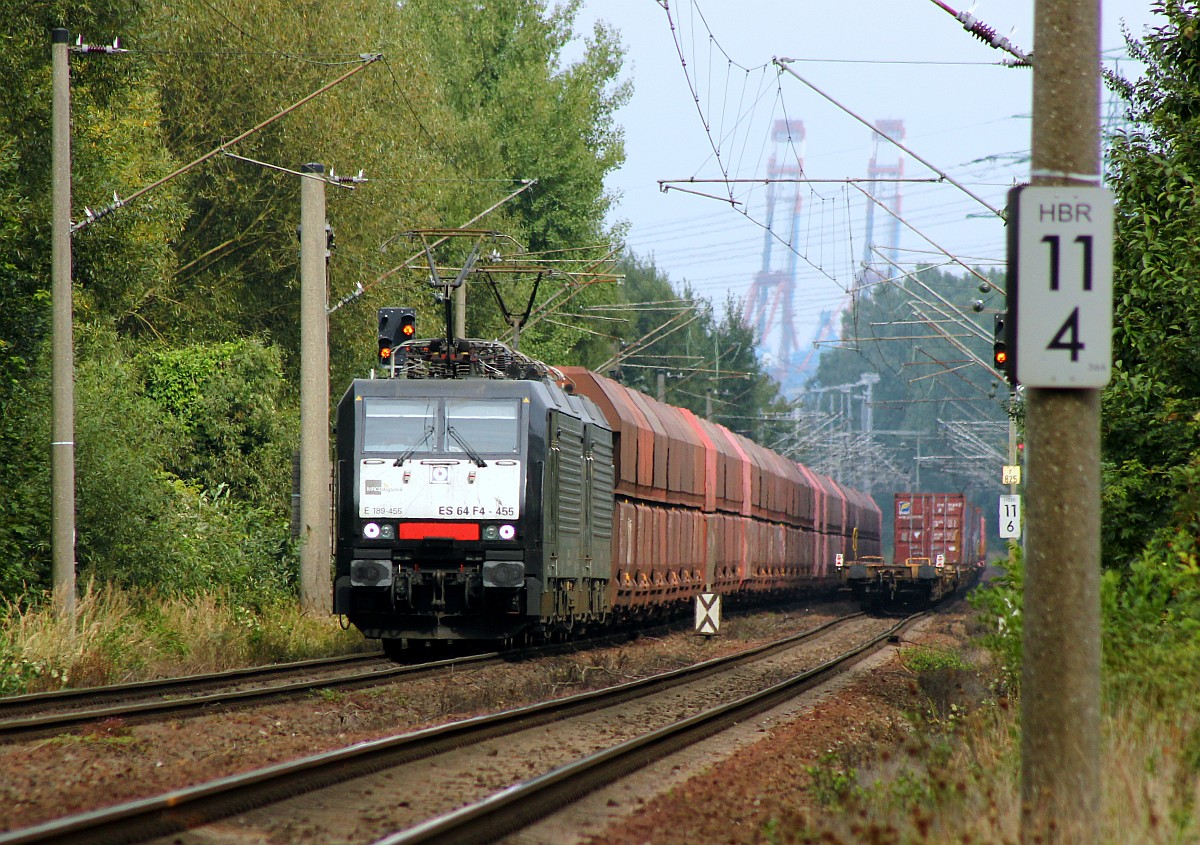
[999,495,1022,539]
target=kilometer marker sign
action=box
[1007,186,1114,388]
[999,495,1022,539]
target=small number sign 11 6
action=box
[999,495,1022,539]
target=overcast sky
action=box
[569,0,1161,377]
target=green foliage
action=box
[400,0,628,252]
[805,750,864,806]
[0,138,41,392]
[1102,533,1200,709]
[0,366,50,595]
[967,545,1023,688]
[136,0,629,378]
[141,338,294,504]
[1103,2,1200,570]
[69,330,296,599]
[0,639,65,696]
[901,645,971,674]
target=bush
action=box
[1102,536,1200,709]
[67,330,298,600]
[968,545,1023,689]
[141,338,295,507]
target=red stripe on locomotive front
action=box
[398,522,480,541]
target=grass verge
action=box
[0,582,369,694]
[792,646,1200,844]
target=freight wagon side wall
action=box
[561,368,851,608]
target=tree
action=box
[0,0,637,600]
[806,265,1008,552]
[1103,1,1200,569]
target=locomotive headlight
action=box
[483,525,499,541]
[379,523,396,540]
[498,524,516,541]
[363,522,381,539]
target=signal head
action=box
[992,312,1011,380]
[377,306,416,367]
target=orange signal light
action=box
[995,350,1007,365]
[401,323,415,337]
[380,346,392,359]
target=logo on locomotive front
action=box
[365,479,382,496]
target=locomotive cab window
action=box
[445,399,519,454]
[362,398,436,452]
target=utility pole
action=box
[299,163,331,615]
[50,27,76,618]
[454,281,466,340]
[1020,0,1104,840]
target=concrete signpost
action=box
[1013,0,1109,839]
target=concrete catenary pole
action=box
[299,163,332,614]
[454,282,466,340]
[1021,0,1102,840]
[50,27,77,618]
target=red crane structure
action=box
[742,119,805,389]
[742,119,906,395]
[860,119,906,283]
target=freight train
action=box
[333,321,881,654]
[843,492,985,610]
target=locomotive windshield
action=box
[362,398,436,452]
[445,399,519,454]
[361,397,521,455]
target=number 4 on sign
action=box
[1048,307,1085,362]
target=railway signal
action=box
[992,313,1010,379]
[377,307,416,365]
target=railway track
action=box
[0,649,504,740]
[0,610,913,845]
[0,600,844,740]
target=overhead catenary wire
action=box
[72,53,383,234]
[773,59,1004,220]
[328,180,538,314]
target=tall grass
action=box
[0,582,368,694]
[794,678,1199,843]
[789,539,1200,845]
